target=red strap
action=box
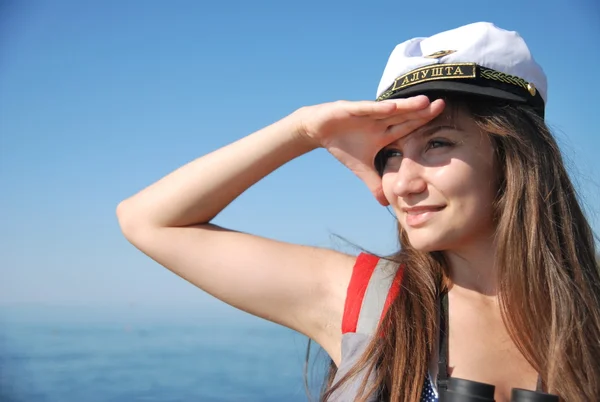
[341,253,379,334]
[342,253,405,334]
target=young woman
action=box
[117,22,600,402]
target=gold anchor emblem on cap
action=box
[424,50,457,59]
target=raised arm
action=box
[116,97,444,363]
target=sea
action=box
[0,304,330,402]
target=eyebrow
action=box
[420,124,451,138]
[393,120,462,147]
[420,111,462,133]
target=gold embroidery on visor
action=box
[377,63,476,101]
[376,63,538,101]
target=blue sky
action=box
[1,0,598,307]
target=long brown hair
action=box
[308,95,600,401]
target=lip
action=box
[402,205,445,227]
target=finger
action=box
[378,98,445,125]
[377,95,431,115]
[381,99,446,140]
[349,95,430,117]
[346,100,397,117]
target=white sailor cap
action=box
[375,22,547,117]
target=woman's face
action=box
[381,106,499,252]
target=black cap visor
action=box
[376,63,545,117]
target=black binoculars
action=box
[439,378,559,401]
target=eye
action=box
[427,139,454,150]
[375,148,402,175]
[383,149,403,159]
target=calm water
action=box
[0,305,329,402]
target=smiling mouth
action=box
[404,206,445,227]
[404,206,445,214]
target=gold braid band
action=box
[480,67,537,96]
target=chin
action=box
[405,238,444,252]
[403,231,451,253]
[408,243,445,253]
[404,225,494,253]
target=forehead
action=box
[423,101,470,128]
[396,103,478,145]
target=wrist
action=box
[282,107,320,152]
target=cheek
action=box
[381,174,397,205]
[436,162,497,225]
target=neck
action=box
[444,235,498,298]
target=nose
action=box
[392,157,427,198]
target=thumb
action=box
[355,168,389,206]
[372,185,390,207]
